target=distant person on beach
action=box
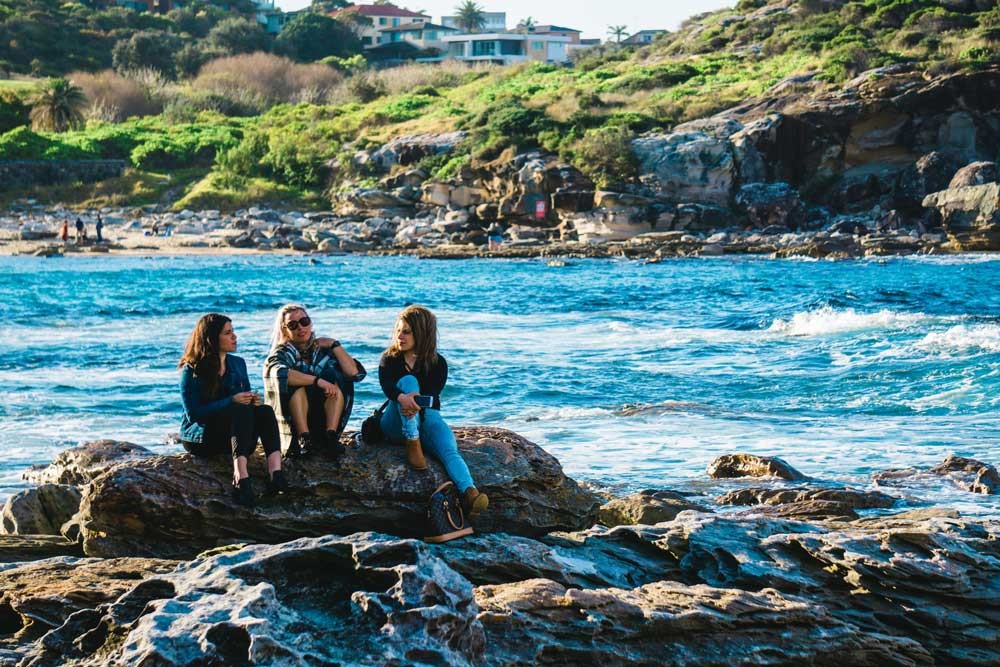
[60,220,68,243]
[74,217,84,243]
[151,222,159,236]
[95,214,103,243]
[378,305,489,519]
[487,222,504,251]
[179,313,288,507]
[264,304,366,460]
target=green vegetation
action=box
[1,0,997,210]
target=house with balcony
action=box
[440,11,506,32]
[441,32,570,65]
[331,3,430,48]
[523,24,581,44]
[380,22,459,52]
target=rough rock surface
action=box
[0,535,81,563]
[0,484,81,535]
[874,455,1000,495]
[598,489,710,527]
[12,510,999,666]
[22,440,154,486]
[78,427,601,558]
[707,453,807,480]
[716,486,897,509]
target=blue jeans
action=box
[380,374,475,492]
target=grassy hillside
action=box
[4,0,1000,210]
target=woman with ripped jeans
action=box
[179,313,287,507]
[378,305,489,519]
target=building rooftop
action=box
[332,3,428,18]
[381,22,457,32]
[529,25,581,33]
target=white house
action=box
[441,33,570,65]
[440,11,506,32]
[331,3,431,48]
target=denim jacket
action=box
[179,354,252,444]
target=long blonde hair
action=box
[384,305,439,371]
[269,303,311,350]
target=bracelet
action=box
[331,340,341,349]
[313,375,321,386]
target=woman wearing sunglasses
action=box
[379,305,489,519]
[264,303,366,460]
[179,313,287,507]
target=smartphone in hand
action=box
[414,395,433,408]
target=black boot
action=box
[325,429,345,462]
[268,469,289,495]
[294,432,314,458]
[232,477,254,508]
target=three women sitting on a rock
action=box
[178,304,487,518]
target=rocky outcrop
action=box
[706,453,807,480]
[22,440,154,486]
[360,131,466,172]
[12,511,999,666]
[1,484,81,536]
[875,455,1000,495]
[0,534,81,563]
[77,427,601,558]
[922,182,1000,249]
[598,489,709,527]
[948,160,998,189]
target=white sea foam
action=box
[914,324,1000,355]
[768,307,927,337]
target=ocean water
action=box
[1,253,998,517]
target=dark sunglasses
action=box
[284,315,311,331]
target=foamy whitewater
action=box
[1,254,998,517]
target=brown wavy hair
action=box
[178,313,231,399]
[385,305,439,372]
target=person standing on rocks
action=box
[60,219,69,243]
[264,304,366,460]
[95,214,103,243]
[378,305,489,519]
[179,313,288,507]
[487,222,504,251]
[74,217,84,243]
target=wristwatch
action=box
[331,340,342,349]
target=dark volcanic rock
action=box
[707,453,807,480]
[22,440,154,486]
[598,489,710,527]
[874,454,999,494]
[78,427,600,558]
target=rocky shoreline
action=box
[1,432,998,666]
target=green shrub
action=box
[0,126,88,160]
[377,94,434,122]
[571,125,637,188]
[599,63,699,94]
[0,88,30,133]
[481,100,549,138]
[959,45,997,66]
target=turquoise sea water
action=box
[1,254,998,516]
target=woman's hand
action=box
[232,391,256,405]
[398,392,420,418]
[316,378,341,400]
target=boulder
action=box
[23,440,154,486]
[1,484,82,535]
[947,161,998,189]
[598,490,710,527]
[875,455,999,495]
[707,453,806,481]
[0,534,82,563]
[716,487,896,510]
[633,130,736,205]
[368,132,466,172]
[77,427,601,559]
[736,182,805,229]
[921,182,1000,250]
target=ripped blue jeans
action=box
[379,374,475,492]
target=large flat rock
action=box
[78,427,600,559]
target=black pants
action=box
[183,404,281,459]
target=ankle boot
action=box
[405,438,428,470]
[463,487,488,519]
[268,469,289,495]
[325,430,345,462]
[232,477,254,508]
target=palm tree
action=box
[28,78,87,133]
[454,0,486,33]
[516,16,536,31]
[608,24,628,44]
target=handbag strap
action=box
[375,399,390,415]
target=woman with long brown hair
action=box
[378,305,488,519]
[179,313,287,507]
